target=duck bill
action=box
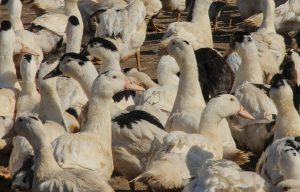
[20,43,40,56]
[237,106,255,120]
[43,66,63,80]
[124,77,145,91]
[2,129,17,139]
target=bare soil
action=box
[0,0,267,191]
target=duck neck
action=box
[34,144,61,181]
[66,26,82,54]
[259,0,276,33]
[99,53,121,74]
[0,56,20,89]
[78,65,98,99]
[172,54,206,112]
[6,0,24,31]
[198,108,223,150]
[82,96,112,151]
[20,81,38,95]
[191,0,212,45]
[65,1,80,18]
[39,80,66,130]
[274,95,297,115]
[232,48,263,90]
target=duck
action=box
[0,20,22,150]
[161,0,214,50]
[40,15,88,117]
[280,50,300,112]
[135,93,254,191]
[229,31,277,154]
[139,55,179,125]
[269,74,300,140]
[94,0,147,71]
[4,0,44,68]
[164,38,206,133]
[256,136,300,187]
[42,69,145,181]
[275,180,300,192]
[240,0,300,34]
[208,0,227,32]
[43,53,169,191]
[3,114,114,192]
[183,159,269,192]
[250,0,286,73]
[29,0,83,55]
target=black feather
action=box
[0,0,8,5]
[12,155,34,189]
[23,54,32,63]
[66,108,78,119]
[0,20,11,31]
[88,37,118,52]
[60,52,89,63]
[113,90,136,103]
[69,15,79,26]
[112,110,164,130]
[270,74,285,89]
[194,48,234,103]
[123,68,133,73]
[230,31,251,48]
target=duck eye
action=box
[66,59,71,62]
[230,98,234,101]
[112,76,117,79]
[247,37,252,42]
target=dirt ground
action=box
[0,0,278,191]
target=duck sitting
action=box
[3,114,114,192]
[269,74,300,140]
[135,94,254,191]
[183,159,269,192]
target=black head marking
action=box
[0,0,8,5]
[66,108,78,119]
[230,31,251,48]
[183,40,190,45]
[270,74,286,89]
[60,52,89,64]
[285,139,300,151]
[0,20,11,31]
[23,54,32,63]
[88,37,118,52]
[69,15,80,26]
[295,136,300,143]
[123,68,133,73]
[176,72,180,77]
[29,116,39,121]
[96,70,110,79]
[112,110,164,130]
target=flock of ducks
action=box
[0,0,300,191]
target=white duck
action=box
[164,38,205,133]
[269,74,300,140]
[3,114,114,192]
[136,93,254,191]
[4,0,44,66]
[257,136,300,187]
[251,0,286,74]
[183,160,269,192]
[161,0,186,21]
[139,55,179,125]
[160,0,214,50]
[95,0,147,71]
[229,31,277,154]
[240,0,300,34]
[43,70,144,181]
[29,0,83,55]
[0,20,22,150]
[43,53,168,191]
